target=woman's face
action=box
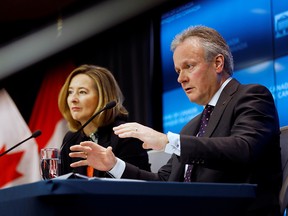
[67,73,98,125]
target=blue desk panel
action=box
[0,179,256,216]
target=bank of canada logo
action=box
[275,11,288,39]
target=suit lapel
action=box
[190,114,203,136]
[205,79,239,137]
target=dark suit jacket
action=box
[122,79,282,216]
[60,116,151,177]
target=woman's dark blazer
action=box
[60,116,151,177]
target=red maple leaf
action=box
[0,145,24,188]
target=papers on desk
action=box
[54,172,90,180]
[54,172,146,182]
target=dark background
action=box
[0,0,191,132]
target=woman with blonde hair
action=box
[58,64,150,177]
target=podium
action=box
[0,178,256,216]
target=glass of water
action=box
[40,148,60,180]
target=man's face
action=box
[173,38,221,105]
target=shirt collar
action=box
[208,77,232,107]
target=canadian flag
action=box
[29,62,74,152]
[0,89,40,188]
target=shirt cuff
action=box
[165,131,180,156]
[107,157,126,179]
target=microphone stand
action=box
[60,101,116,151]
[0,130,42,157]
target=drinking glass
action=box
[40,148,60,180]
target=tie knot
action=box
[203,105,214,116]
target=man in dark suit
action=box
[69,25,282,216]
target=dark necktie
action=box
[184,105,214,182]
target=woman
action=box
[58,64,150,177]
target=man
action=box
[69,25,282,216]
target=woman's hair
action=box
[171,25,234,76]
[58,64,128,131]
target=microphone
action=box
[60,100,117,151]
[0,130,42,157]
[80,100,117,130]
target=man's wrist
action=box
[165,131,180,156]
[107,157,125,178]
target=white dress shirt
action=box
[108,77,232,178]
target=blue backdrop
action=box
[161,0,288,133]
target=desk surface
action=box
[0,178,257,216]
